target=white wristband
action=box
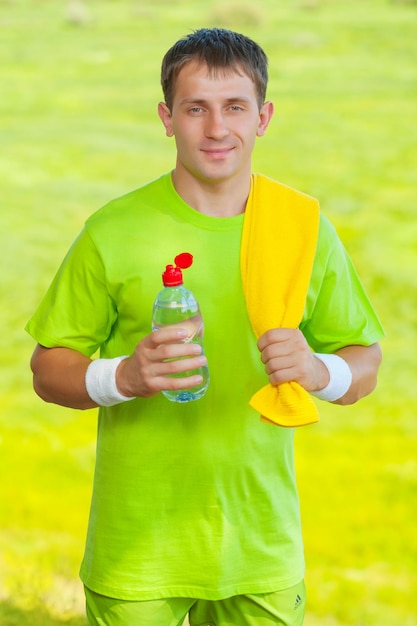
[310,353,352,402]
[85,356,135,406]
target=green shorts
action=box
[85,580,306,626]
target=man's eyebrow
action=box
[178,96,252,107]
[178,98,207,106]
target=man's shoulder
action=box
[253,173,319,205]
[86,173,171,228]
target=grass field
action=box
[1,0,416,624]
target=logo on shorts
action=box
[294,594,303,610]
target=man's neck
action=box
[171,168,251,218]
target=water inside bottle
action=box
[152,312,209,402]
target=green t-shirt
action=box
[26,173,384,601]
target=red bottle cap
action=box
[162,252,193,286]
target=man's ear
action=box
[158,102,174,137]
[256,100,274,137]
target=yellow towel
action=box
[241,174,320,427]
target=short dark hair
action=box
[161,28,269,110]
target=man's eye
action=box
[189,107,203,114]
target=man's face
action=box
[158,61,273,186]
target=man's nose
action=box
[205,112,230,140]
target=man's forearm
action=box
[333,342,382,405]
[30,344,97,410]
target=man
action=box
[26,28,384,626]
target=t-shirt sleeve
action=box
[300,214,385,353]
[25,227,117,357]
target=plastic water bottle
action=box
[152,252,209,403]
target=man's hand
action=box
[116,326,207,399]
[257,328,329,392]
[257,328,382,405]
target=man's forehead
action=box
[177,60,247,82]
[169,60,259,109]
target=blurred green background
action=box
[1,0,416,624]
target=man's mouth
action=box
[201,147,235,159]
